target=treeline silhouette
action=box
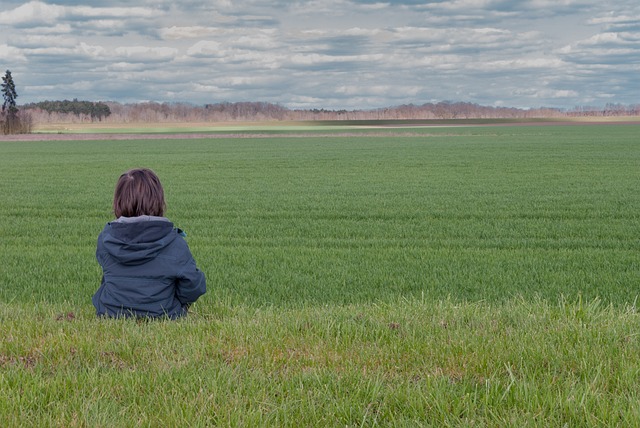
[23,100,640,124]
[24,99,111,120]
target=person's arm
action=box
[175,249,206,306]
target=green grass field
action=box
[1,124,639,426]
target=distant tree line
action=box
[24,99,111,121]
[21,100,640,125]
[565,103,640,117]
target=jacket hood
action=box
[101,218,178,266]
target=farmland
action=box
[1,123,639,426]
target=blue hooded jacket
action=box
[92,216,206,319]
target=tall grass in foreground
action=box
[1,124,639,425]
[2,298,640,426]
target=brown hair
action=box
[113,168,166,218]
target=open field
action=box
[25,116,640,135]
[1,123,639,426]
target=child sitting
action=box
[92,168,206,319]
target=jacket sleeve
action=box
[175,243,207,305]
[96,229,106,266]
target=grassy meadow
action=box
[1,123,639,426]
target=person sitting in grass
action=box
[92,168,206,319]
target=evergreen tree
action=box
[1,70,20,133]
[2,70,18,115]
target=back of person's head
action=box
[113,168,166,218]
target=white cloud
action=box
[11,34,77,49]
[160,26,224,40]
[588,15,639,25]
[390,26,531,51]
[186,41,224,57]
[557,29,640,65]
[343,27,381,37]
[0,1,159,24]
[70,5,159,19]
[81,19,127,32]
[104,62,148,72]
[0,1,64,25]
[0,44,27,61]
[219,49,282,68]
[476,58,565,71]
[534,89,580,99]
[1,0,638,108]
[579,32,622,45]
[528,0,591,7]
[286,52,384,67]
[115,46,179,62]
[77,42,107,58]
[336,84,421,97]
[290,0,352,15]
[234,32,280,50]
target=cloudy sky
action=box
[0,0,638,110]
